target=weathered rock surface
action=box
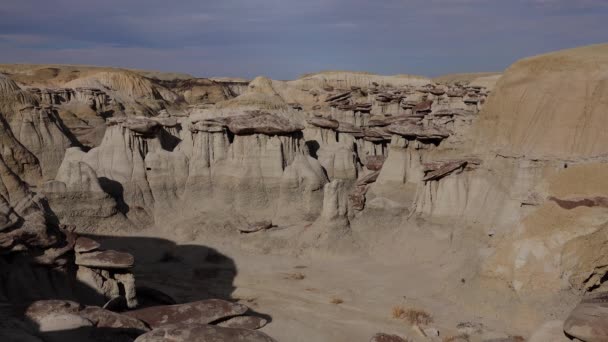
[564,292,608,342]
[125,299,248,328]
[217,315,268,330]
[134,323,277,342]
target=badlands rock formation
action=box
[2,44,608,341]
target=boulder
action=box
[125,299,248,329]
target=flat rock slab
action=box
[307,117,339,130]
[75,237,101,253]
[217,315,268,330]
[564,292,608,342]
[125,299,248,329]
[134,323,276,342]
[75,250,134,269]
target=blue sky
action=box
[1,0,607,79]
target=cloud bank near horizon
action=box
[1,0,607,79]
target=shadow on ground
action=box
[0,233,272,341]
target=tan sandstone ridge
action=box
[3,44,608,342]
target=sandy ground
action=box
[93,219,578,342]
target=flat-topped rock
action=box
[429,88,446,96]
[125,299,248,329]
[564,292,608,341]
[367,115,414,127]
[363,127,391,142]
[74,236,101,253]
[227,112,304,135]
[123,117,161,135]
[386,122,450,140]
[75,250,134,269]
[134,323,276,342]
[336,121,363,136]
[307,117,339,130]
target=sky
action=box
[1,0,607,80]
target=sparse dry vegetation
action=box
[330,297,344,304]
[443,334,470,342]
[391,305,433,326]
[392,305,406,319]
[284,272,306,280]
